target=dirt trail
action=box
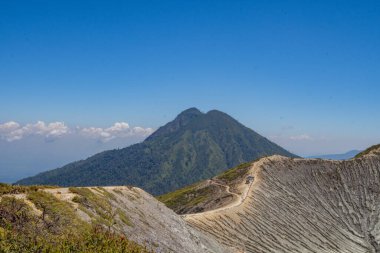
[182,173,254,219]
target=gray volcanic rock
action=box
[4,186,231,253]
[185,146,380,253]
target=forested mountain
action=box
[17,108,296,195]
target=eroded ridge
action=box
[185,148,380,253]
[0,185,230,253]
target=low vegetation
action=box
[0,184,152,252]
[157,182,216,212]
[0,183,56,196]
[158,160,254,213]
[117,208,134,227]
[70,187,135,229]
[216,161,253,182]
[70,187,115,227]
[355,144,380,158]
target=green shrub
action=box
[0,224,152,253]
[0,183,56,196]
[117,208,134,227]
[216,161,252,181]
[69,187,115,227]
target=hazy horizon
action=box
[1,108,375,183]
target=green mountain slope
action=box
[17,108,296,195]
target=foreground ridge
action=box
[0,184,230,253]
[184,146,380,253]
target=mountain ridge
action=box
[307,149,361,160]
[17,108,296,195]
[183,145,380,252]
[161,144,380,215]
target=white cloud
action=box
[0,121,69,142]
[80,122,154,142]
[26,121,69,139]
[0,121,20,131]
[269,134,314,142]
[289,134,314,141]
[0,121,22,141]
[0,120,154,142]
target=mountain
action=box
[17,108,296,195]
[165,144,380,252]
[306,149,361,160]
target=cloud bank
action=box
[0,121,154,142]
[80,122,154,142]
[289,134,314,141]
[269,134,314,142]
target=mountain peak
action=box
[146,108,203,140]
[205,109,235,121]
[174,107,203,123]
[17,108,296,195]
[206,109,224,114]
[178,107,203,116]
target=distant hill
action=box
[307,150,361,160]
[17,108,296,195]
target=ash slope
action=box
[0,185,230,253]
[17,108,296,195]
[185,146,380,253]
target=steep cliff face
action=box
[185,146,380,253]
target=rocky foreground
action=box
[185,146,380,253]
[0,185,229,253]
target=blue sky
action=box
[1,1,380,182]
